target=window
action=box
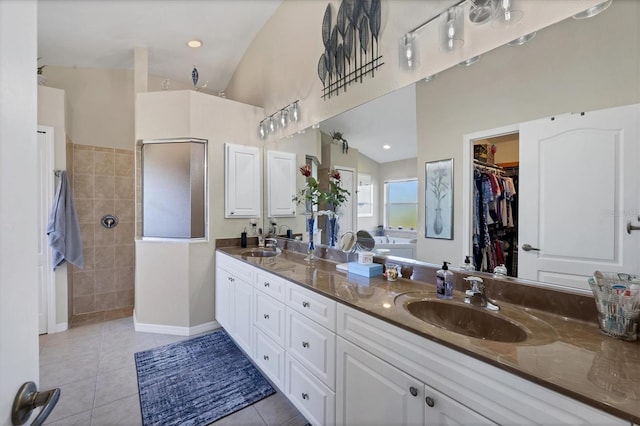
[142,138,207,239]
[385,179,418,229]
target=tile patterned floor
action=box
[41,313,307,425]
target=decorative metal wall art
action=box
[318,0,383,100]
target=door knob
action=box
[12,381,60,426]
[522,243,540,252]
[627,221,640,234]
[425,396,435,407]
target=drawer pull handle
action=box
[425,396,435,407]
[409,387,418,397]
[264,282,270,287]
[302,341,309,348]
[263,314,270,319]
[263,355,269,361]
[301,393,309,400]
[302,301,310,308]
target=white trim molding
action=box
[133,310,220,336]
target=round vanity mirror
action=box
[337,231,356,253]
[355,230,375,252]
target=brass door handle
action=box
[12,381,60,426]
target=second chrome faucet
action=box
[464,276,499,311]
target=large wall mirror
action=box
[263,0,639,294]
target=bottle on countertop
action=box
[436,261,453,299]
[461,256,475,272]
[241,227,247,248]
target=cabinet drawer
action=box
[286,353,335,426]
[286,307,336,390]
[285,281,336,331]
[216,252,253,284]
[254,290,285,346]
[255,270,286,302]
[254,328,285,390]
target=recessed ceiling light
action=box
[458,56,480,67]
[383,144,391,150]
[572,0,612,19]
[508,32,536,46]
[187,40,202,48]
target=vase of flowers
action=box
[324,169,350,247]
[293,164,323,260]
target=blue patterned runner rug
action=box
[135,329,275,426]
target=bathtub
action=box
[372,236,416,259]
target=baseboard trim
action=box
[133,310,220,336]
[50,322,68,333]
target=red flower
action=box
[299,164,311,177]
[330,170,341,181]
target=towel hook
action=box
[101,214,119,229]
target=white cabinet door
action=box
[267,150,297,217]
[519,103,640,290]
[286,353,336,426]
[336,337,423,426]
[225,143,260,218]
[215,266,233,331]
[232,278,253,354]
[424,383,496,426]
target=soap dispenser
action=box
[436,261,453,300]
[461,256,475,272]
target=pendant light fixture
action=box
[399,32,419,71]
[441,6,464,51]
[257,100,301,139]
[492,0,523,28]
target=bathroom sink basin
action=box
[404,299,527,343]
[240,248,280,258]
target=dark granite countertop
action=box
[217,245,640,424]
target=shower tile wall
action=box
[70,144,135,316]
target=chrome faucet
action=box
[464,277,499,311]
[264,238,278,250]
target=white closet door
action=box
[334,166,356,235]
[518,103,640,290]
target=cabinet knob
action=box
[409,387,418,397]
[263,313,270,319]
[425,396,435,407]
[230,211,235,215]
[302,341,309,348]
[228,277,234,282]
[263,355,269,361]
[301,393,309,400]
[264,282,270,287]
[302,301,310,308]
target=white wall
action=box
[0,0,39,421]
[416,0,640,264]
[42,66,194,151]
[135,90,264,329]
[226,1,603,139]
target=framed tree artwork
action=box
[425,159,453,239]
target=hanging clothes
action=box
[472,163,518,274]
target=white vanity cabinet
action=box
[215,252,254,355]
[266,150,297,217]
[284,280,337,426]
[252,270,287,390]
[225,143,260,218]
[336,336,424,425]
[336,304,627,426]
[214,253,630,426]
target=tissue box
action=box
[347,262,383,277]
